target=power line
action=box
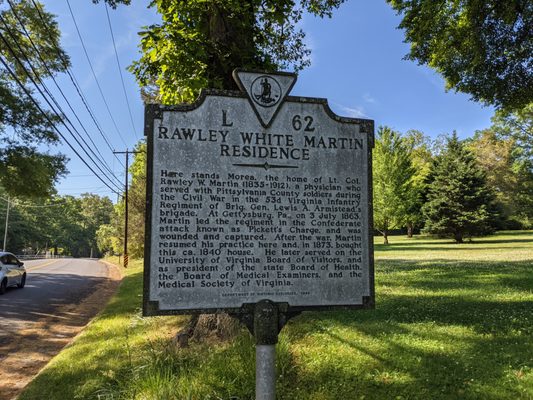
[65,0,130,146]
[56,186,106,190]
[0,40,121,194]
[3,1,123,189]
[104,2,139,140]
[0,12,123,191]
[8,0,124,184]
[65,173,123,178]
[30,0,125,169]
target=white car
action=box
[0,252,26,294]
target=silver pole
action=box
[3,196,10,251]
[256,344,276,400]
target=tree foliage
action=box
[0,191,113,256]
[127,0,345,104]
[492,102,533,162]
[467,130,516,224]
[0,1,69,198]
[403,130,432,236]
[96,143,146,258]
[92,0,130,8]
[473,104,533,227]
[387,0,533,111]
[422,133,498,242]
[96,223,121,255]
[372,126,415,244]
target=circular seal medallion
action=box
[250,76,282,108]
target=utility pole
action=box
[2,196,10,251]
[113,149,142,268]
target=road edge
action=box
[1,259,123,400]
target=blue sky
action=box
[38,0,494,200]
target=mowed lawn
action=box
[19,231,533,400]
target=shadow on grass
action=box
[282,326,528,400]
[87,333,260,400]
[494,230,533,237]
[283,258,532,399]
[377,258,532,273]
[375,242,532,253]
[374,232,533,250]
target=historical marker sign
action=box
[143,70,374,316]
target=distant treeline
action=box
[0,193,114,257]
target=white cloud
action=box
[363,93,377,104]
[329,101,368,118]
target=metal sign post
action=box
[143,69,375,399]
[254,301,278,400]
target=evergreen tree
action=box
[422,133,497,242]
[492,103,533,162]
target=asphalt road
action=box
[0,258,117,400]
[0,258,110,335]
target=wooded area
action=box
[0,193,113,257]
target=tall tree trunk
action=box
[175,313,240,348]
[207,2,257,90]
[454,231,463,243]
[407,223,414,238]
[383,230,389,245]
[176,5,254,345]
[177,3,258,345]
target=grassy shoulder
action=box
[19,232,533,399]
[18,258,188,400]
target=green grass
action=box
[19,233,533,400]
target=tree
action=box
[78,194,114,257]
[422,133,498,243]
[467,129,517,226]
[127,0,346,104]
[373,126,415,244]
[96,223,121,256]
[0,1,69,198]
[96,0,349,344]
[403,130,432,237]
[126,143,146,258]
[92,142,146,258]
[101,143,147,258]
[0,191,65,254]
[387,1,533,111]
[0,195,34,252]
[492,102,533,162]
[0,193,114,256]
[483,104,533,226]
